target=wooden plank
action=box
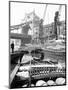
[10,63,20,85]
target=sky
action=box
[10,2,65,26]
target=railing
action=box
[30,67,65,79]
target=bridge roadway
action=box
[10,33,31,39]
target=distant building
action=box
[43,21,66,40]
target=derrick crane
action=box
[39,4,48,44]
[58,5,62,15]
[43,4,48,22]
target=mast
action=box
[43,4,48,22]
[58,5,62,15]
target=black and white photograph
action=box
[9,1,66,88]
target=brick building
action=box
[43,21,66,40]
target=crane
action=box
[39,4,48,44]
[58,5,62,15]
[43,4,48,23]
